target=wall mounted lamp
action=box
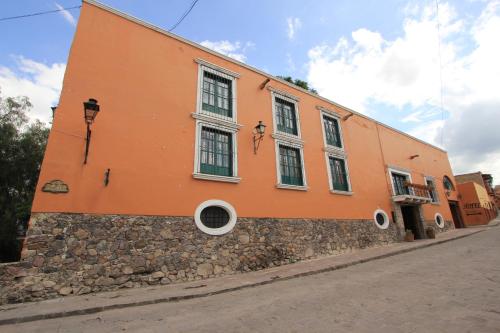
[253,121,266,154]
[409,154,420,159]
[83,98,100,164]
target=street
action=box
[4,226,500,332]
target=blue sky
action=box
[1,0,499,182]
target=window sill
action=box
[191,113,242,130]
[323,146,346,156]
[330,190,353,196]
[193,173,241,183]
[272,133,304,145]
[430,202,440,206]
[276,184,308,191]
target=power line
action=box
[0,5,81,22]
[169,0,200,32]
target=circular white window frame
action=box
[194,199,237,236]
[435,213,445,229]
[373,209,390,230]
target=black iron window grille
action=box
[279,145,303,186]
[323,115,342,148]
[392,173,410,195]
[200,206,230,229]
[202,71,233,119]
[275,97,298,135]
[200,127,233,177]
[329,157,349,191]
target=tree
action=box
[276,76,318,94]
[0,90,49,262]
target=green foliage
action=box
[276,76,318,94]
[0,90,49,262]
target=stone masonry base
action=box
[0,213,451,304]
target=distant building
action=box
[455,172,497,225]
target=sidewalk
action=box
[0,225,492,325]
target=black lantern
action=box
[83,98,100,124]
[253,121,266,154]
[83,98,100,164]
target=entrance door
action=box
[401,205,425,239]
[449,201,465,228]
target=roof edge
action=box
[82,0,447,153]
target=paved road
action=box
[5,227,500,333]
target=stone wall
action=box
[0,213,401,304]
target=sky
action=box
[0,0,499,184]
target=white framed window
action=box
[195,59,239,124]
[274,140,307,191]
[388,167,413,196]
[193,60,241,183]
[193,121,240,183]
[373,209,390,229]
[325,152,352,194]
[270,91,302,141]
[194,199,237,236]
[319,109,344,152]
[435,213,445,228]
[318,107,351,194]
[424,176,439,204]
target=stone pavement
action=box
[0,224,494,326]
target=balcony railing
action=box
[392,182,433,204]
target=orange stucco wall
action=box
[458,182,496,226]
[31,2,458,222]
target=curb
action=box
[0,228,485,326]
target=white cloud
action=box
[286,53,296,72]
[200,40,253,62]
[287,17,302,40]
[306,1,500,182]
[0,56,66,124]
[55,2,77,27]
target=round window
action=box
[200,206,230,229]
[194,200,237,235]
[435,213,444,228]
[373,209,390,229]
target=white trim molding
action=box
[388,167,413,196]
[196,62,238,123]
[193,120,240,183]
[267,86,300,101]
[194,58,241,78]
[373,209,390,230]
[270,91,303,139]
[435,213,445,228]
[325,152,352,194]
[424,175,440,205]
[194,199,237,235]
[274,139,308,191]
[316,105,341,118]
[319,110,345,153]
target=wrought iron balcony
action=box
[392,182,432,204]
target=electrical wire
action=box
[0,5,81,22]
[169,0,200,32]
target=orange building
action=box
[455,172,497,226]
[0,0,465,303]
